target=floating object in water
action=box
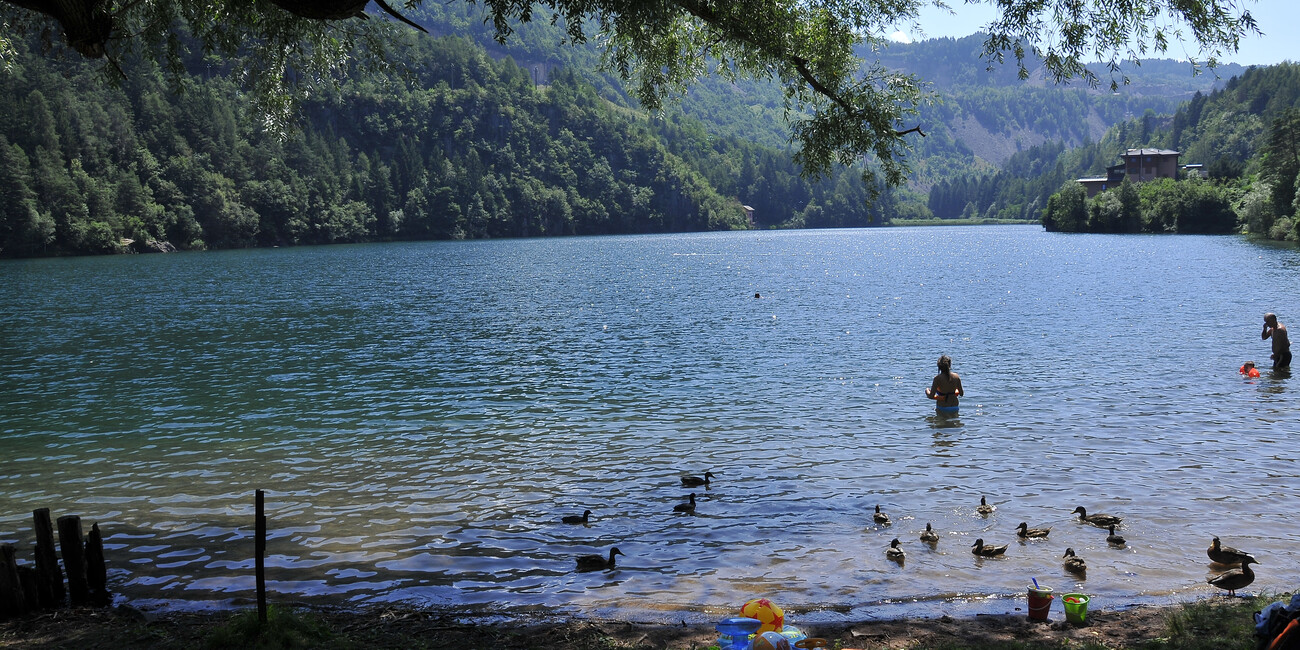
[1207,536,1256,565]
[1063,548,1087,575]
[1207,557,1258,596]
[575,547,623,572]
[1072,506,1122,527]
[1017,522,1051,538]
[673,492,697,514]
[1106,525,1126,546]
[971,538,1008,557]
[561,509,592,524]
[886,538,905,562]
[682,471,715,487]
[977,496,995,515]
[873,504,891,525]
[920,522,939,543]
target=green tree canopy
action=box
[0,0,1259,191]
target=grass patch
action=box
[204,605,334,650]
[1134,594,1275,650]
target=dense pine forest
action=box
[0,3,1260,258]
[0,31,904,258]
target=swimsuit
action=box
[1276,349,1293,370]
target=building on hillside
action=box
[1077,148,1181,197]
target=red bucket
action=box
[1028,585,1053,620]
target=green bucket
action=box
[1063,593,1090,625]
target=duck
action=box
[575,547,623,572]
[1207,537,1257,565]
[1072,506,1122,528]
[561,509,592,525]
[1016,522,1051,538]
[681,471,715,488]
[873,504,891,525]
[1062,548,1087,575]
[1207,557,1258,596]
[976,496,995,515]
[1106,524,1126,546]
[971,538,1008,557]
[920,522,939,544]
[673,492,697,514]
[886,538,906,562]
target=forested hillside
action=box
[1019,63,1300,239]
[0,32,905,257]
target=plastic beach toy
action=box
[1063,593,1090,624]
[740,598,785,633]
[1028,584,1053,621]
[716,617,762,650]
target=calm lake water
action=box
[1,225,1297,622]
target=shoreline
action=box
[0,593,1271,649]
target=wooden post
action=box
[255,489,267,623]
[32,508,64,608]
[0,544,27,619]
[17,567,37,614]
[56,515,88,606]
[84,523,109,606]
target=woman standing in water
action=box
[925,355,963,413]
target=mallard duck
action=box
[886,538,906,562]
[977,496,995,515]
[575,547,623,572]
[920,522,939,544]
[873,504,891,525]
[1207,537,1256,565]
[1207,557,1258,596]
[971,538,1008,557]
[681,471,715,488]
[1106,524,1126,546]
[1072,506,1122,528]
[673,492,697,513]
[561,509,592,524]
[1063,548,1087,575]
[1016,522,1051,538]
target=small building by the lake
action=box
[1078,148,1181,197]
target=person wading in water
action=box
[925,355,963,413]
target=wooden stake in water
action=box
[31,508,63,608]
[56,515,88,606]
[255,489,267,623]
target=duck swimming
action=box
[1207,537,1256,565]
[873,504,891,525]
[575,547,623,572]
[971,538,1008,557]
[1016,522,1051,538]
[561,509,592,525]
[673,493,697,514]
[1207,557,1258,596]
[886,538,905,562]
[681,471,715,488]
[977,496,995,515]
[1106,524,1126,546]
[920,523,939,544]
[1063,548,1087,575]
[1072,506,1122,528]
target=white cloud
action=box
[888,30,912,44]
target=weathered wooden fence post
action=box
[32,508,64,608]
[255,489,267,623]
[0,544,28,619]
[85,523,108,605]
[56,515,88,606]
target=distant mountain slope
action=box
[404,7,1233,194]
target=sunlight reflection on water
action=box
[0,226,1297,621]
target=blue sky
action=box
[892,0,1297,66]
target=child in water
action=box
[926,355,963,412]
[1240,361,1261,378]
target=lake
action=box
[0,225,1296,622]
